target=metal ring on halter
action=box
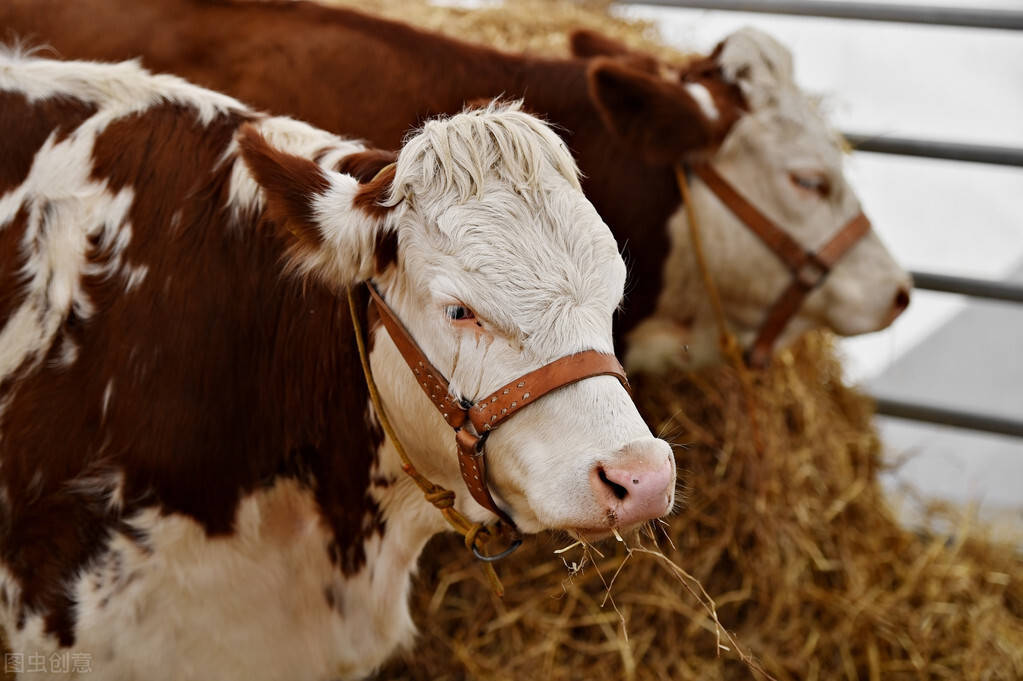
[472,536,524,562]
[473,430,490,455]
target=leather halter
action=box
[366,284,630,548]
[688,163,871,368]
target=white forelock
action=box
[385,100,581,209]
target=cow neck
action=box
[679,163,871,368]
[347,283,631,581]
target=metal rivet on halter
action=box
[517,382,525,388]
[510,401,516,407]
[523,392,530,399]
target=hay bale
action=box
[323,3,1022,679]
[378,333,1022,680]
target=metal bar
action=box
[624,1,1023,30]
[909,271,1023,304]
[844,133,1023,167]
[874,397,1023,438]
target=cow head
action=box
[239,104,675,540]
[573,28,911,372]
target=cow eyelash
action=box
[788,172,831,198]
[445,305,475,321]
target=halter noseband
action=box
[687,162,871,368]
[364,284,630,557]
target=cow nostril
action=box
[893,287,910,312]
[597,467,628,500]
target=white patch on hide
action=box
[0,50,245,126]
[0,124,135,385]
[121,264,148,292]
[1,475,446,681]
[684,82,719,122]
[101,379,114,420]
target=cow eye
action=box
[445,305,475,321]
[789,172,831,198]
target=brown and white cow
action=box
[0,0,911,372]
[0,52,674,680]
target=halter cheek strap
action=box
[687,163,871,368]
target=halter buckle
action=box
[795,257,828,289]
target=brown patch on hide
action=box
[0,205,31,330]
[373,230,399,275]
[0,91,97,196]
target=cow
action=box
[0,51,675,680]
[0,0,912,372]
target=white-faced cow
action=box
[0,52,674,681]
[0,0,912,371]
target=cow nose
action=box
[893,287,910,315]
[886,285,911,325]
[590,440,675,528]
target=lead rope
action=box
[346,288,506,597]
[674,166,766,456]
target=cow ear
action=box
[238,125,396,287]
[335,148,398,182]
[586,57,717,165]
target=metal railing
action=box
[844,133,1023,168]
[871,270,1023,438]
[625,1,1023,30]
[634,0,1023,438]
[909,271,1023,304]
[873,397,1023,439]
